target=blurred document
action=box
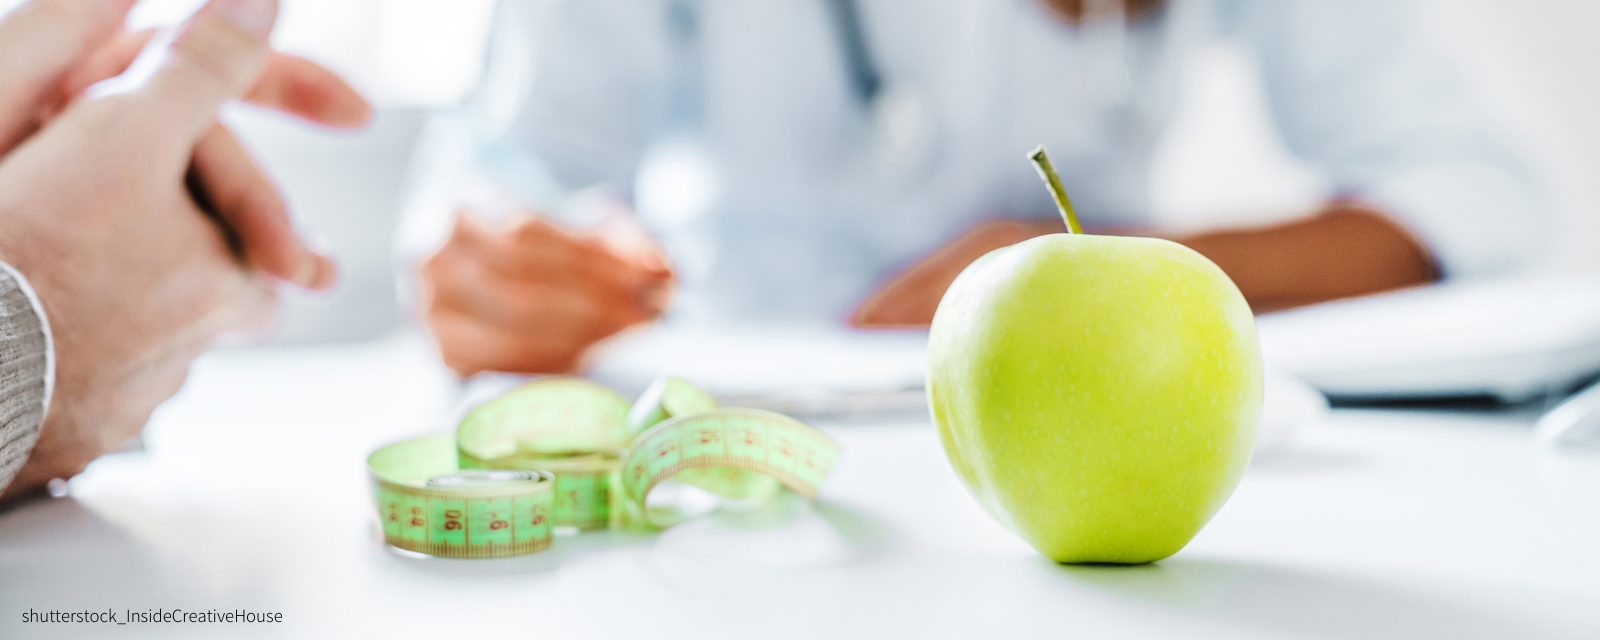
[588,324,928,405]
[582,323,1322,452]
[1258,275,1600,402]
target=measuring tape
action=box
[622,408,841,528]
[453,378,631,531]
[368,433,556,558]
[368,377,842,557]
[456,448,624,531]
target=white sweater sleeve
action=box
[0,261,54,495]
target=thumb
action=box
[136,0,277,155]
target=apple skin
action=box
[929,233,1261,564]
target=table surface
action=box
[2,335,1597,639]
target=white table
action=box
[2,335,1597,639]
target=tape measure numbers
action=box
[368,377,842,558]
[368,433,556,558]
[458,448,624,531]
[623,408,842,528]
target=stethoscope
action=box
[821,0,941,184]
[821,0,883,104]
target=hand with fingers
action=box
[0,0,369,498]
[419,210,674,377]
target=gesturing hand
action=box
[0,0,345,497]
[420,210,674,377]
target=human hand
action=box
[0,0,372,291]
[851,219,1064,328]
[0,0,307,497]
[419,209,674,376]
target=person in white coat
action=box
[401,0,1544,376]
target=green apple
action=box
[927,147,1262,564]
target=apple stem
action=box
[1029,145,1084,234]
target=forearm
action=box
[1169,204,1438,313]
[0,261,53,498]
[1001,204,1439,312]
[851,203,1438,328]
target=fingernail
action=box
[638,251,668,274]
[295,251,336,290]
[636,280,672,317]
[312,255,339,290]
[217,0,277,37]
[294,255,318,288]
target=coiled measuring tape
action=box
[368,433,556,558]
[367,377,842,558]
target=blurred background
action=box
[2,0,1597,346]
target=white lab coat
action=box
[399,0,1544,325]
